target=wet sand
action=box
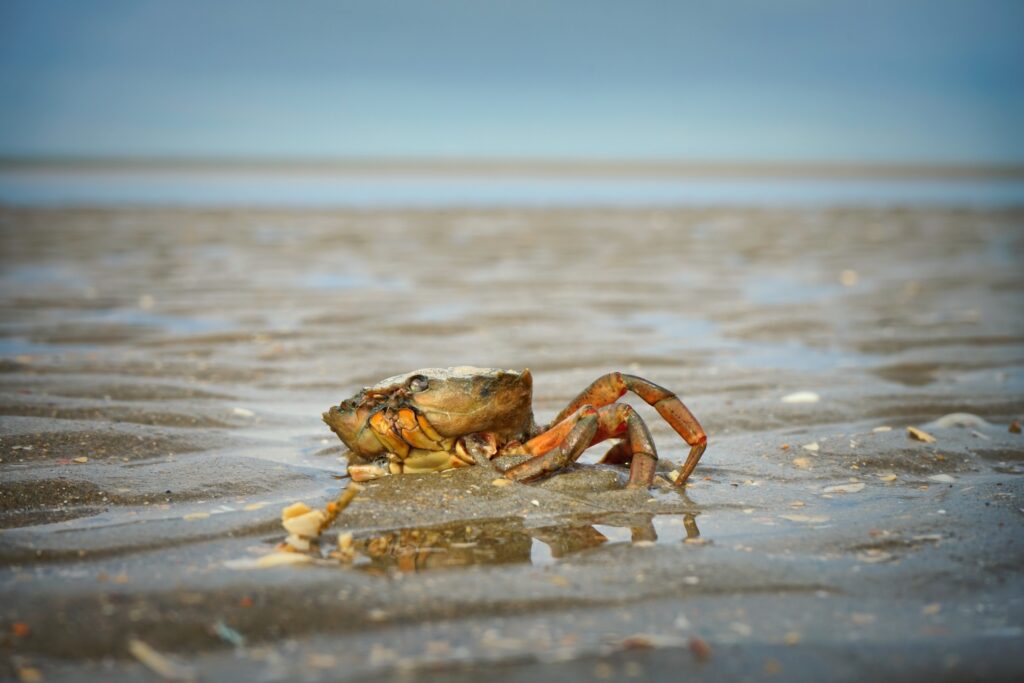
[1,206,1023,681]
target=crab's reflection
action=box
[338,512,701,574]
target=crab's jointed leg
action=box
[501,407,600,483]
[501,403,661,487]
[549,372,707,486]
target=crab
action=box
[323,367,707,488]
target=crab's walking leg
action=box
[501,403,660,487]
[502,408,599,482]
[551,372,707,486]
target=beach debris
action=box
[491,478,514,487]
[823,482,865,494]
[801,442,820,452]
[792,457,812,469]
[11,622,31,638]
[730,622,752,637]
[281,483,363,552]
[232,407,255,417]
[876,472,898,482]
[930,412,989,429]
[779,514,830,523]
[856,549,892,563]
[337,532,356,562]
[688,636,712,662]
[872,426,892,433]
[73,456,89,464]
[182,512,210,521]
[11,445,33,451]
[839,269,859,286]
[907,426,936,443]
[128,639,195,681]
[16,666,43,683]
[781,391,820,404]
[212,621,246,648]
[307,654,338,669]
[1010,419,1021,434]
[225,552,313,570]
[928,474,955,484]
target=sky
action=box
[1,0,1022,163]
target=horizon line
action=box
[2,155,1024,179]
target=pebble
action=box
[73,456,89,463]
[872,426,892,433]
[232,407,255,417]
[792,457,812,469]
[128,639,195,680]
[801,442,820,452]
[781,391,820,404]
[491,478,514,487]
[907,426,936,443]
[822,482,865,494]
[779,514,830,523]
[929,474,955,484]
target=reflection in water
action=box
[330,512,701,574]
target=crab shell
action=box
[322,367,536,461]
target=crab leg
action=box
[502,403,660,487]
[502,408,599,482]
[550,373,707,486]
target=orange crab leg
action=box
[550,373,707,486]
[502,403,660,487]
[502,409,599,483]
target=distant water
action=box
[2,164,1024,207]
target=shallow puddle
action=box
[317,512,702,574]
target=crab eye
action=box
[407,375,429,393]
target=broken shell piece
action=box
[779,514,830,523]
[823,482,865,494]
[907,426,937,443]
[337,532,356,563]
[282,509,327,538]
[801,442,820,452]
[782,391,820,404]
[282,502,313,521]
[256,552,313,568]
[285,534,311,552]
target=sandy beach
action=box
[1,205,1023,681]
